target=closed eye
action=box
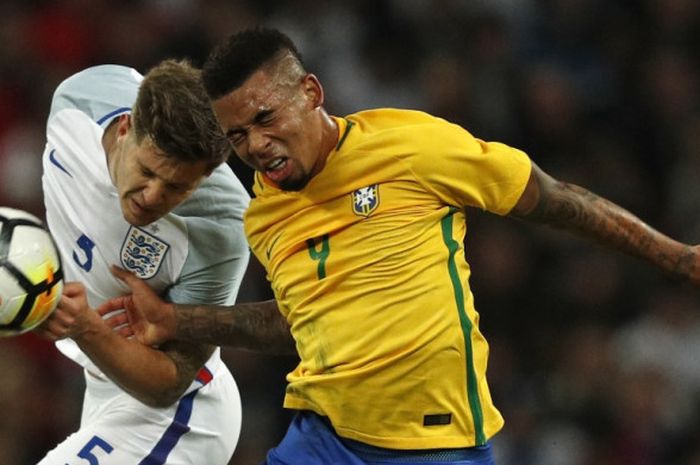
[254,109,275,126]
[227,130,246,146]
[166,183,189,193]
[257,115,275,128]
[226,108,276,146]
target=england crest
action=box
[352,184,380,217]
[120,226,169,279]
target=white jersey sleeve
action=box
[168,163,250,306]
[48,64,142,128]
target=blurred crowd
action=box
[1,1,699,464]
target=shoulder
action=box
[54,65,141,93]
[346,108,469,142]
[49,65,142,126]
[174,165,251,293]
[176,163,250,222]
[346,108,448,130]
[340,108,477,158]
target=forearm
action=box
[75,325,211,407]
[519,179,695,280]
[173,299,296,355]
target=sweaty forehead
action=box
[214,68,297,127]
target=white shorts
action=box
[38,361,241,465]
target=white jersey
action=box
[38,65,248,464]
[41,65,250,383]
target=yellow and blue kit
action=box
[245,109,532,449]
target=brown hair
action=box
[132,59,231,170]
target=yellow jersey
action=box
[244,109,531,449]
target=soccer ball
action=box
[0,207,64,337]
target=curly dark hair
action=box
[202,27,304,100]
[132,59,232,170]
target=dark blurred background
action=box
[1,1,700,464]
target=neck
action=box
[101,119,119,164]
[315,109,339,172]
[101,119,121,185]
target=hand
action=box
[34,282,104,341]
[95,266,176,346]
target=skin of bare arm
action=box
[99,266,296,355]
[510,162,700,283]
[37,281,215,408]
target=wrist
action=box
[74,312,111,345]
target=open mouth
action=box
[265,157,287,172]
[264,157,291,183]
[130,198,157,219]
[131,198,146,213]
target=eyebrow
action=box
[139,160,189,189]
[139,161,154,174]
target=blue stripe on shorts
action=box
[138,390,197,465]
[262,411,495,465]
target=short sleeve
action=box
[409,120,532,215]
[166,164,251,306]
[48,65,142,128]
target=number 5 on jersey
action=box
[73,435,113,465]
[72,234,96,271]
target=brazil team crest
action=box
[352,184,380,217]
[120,226,169,279]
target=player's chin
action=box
[123,201,162,226]
[123,210,159,227]
[277,173,311,191]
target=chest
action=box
[45,145,188,307]
[247,170,450,306]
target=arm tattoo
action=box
[174,299,296,355]
[110,341,214,407]
[518,179,695,280]
[158,341,214,402]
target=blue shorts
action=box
[262,411,495,465]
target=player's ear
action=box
[115,114,132,137]
[303,73,324,109]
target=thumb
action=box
[61,281,85,298]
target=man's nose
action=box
[247,129,269,156]
[142,180,166,207]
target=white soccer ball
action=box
[0,207,63,337]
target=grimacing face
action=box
[212,66,326,191]
[107,116,210,226]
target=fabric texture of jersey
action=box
[40,64,250,463]
[244,109,531,449]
